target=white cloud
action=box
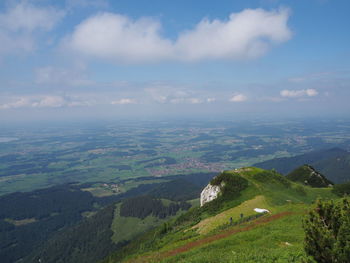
[175,8,291,61]
[63,13,173,62]
[31,96,66,108]
[63,8,291,63]
[0,97,31,109]
[229,94,247,102]
[188,98,203,104]
[111,98,136,105]
[144,85,225,105]
[145,86,191,104]
[305,89,318,96]
[206,98,216,102]
[0,2,65,32]
[0,95,90,109]
[280,89,318,98]
[145,86,211,105]
[0,2,64,56]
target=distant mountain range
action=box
[254,148,350,183]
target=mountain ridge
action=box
[103,167,337,262]
[286,164,333,188]
[254,147,350,183]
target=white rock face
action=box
[200,184,221,207]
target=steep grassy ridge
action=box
[103,167,336,263]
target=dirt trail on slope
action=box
[129,211,293,263]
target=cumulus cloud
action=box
[280,89,318,98]
[175,8,291,61]
[229,94,248,102]
[111,98,136,105]
[63,8,291,63]
[63,13,173,62]
[0,1,64,56]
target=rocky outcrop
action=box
[200,183,221,207]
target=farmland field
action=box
[1,118,350,196]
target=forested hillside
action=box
[26,205,118,263]
[286,165,333,187]
[255,148,350,183]
[0,171,214,263]
[0,184,95,263]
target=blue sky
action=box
[0,0,349,121]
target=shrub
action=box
[303,198,350,263]
[210,172,248,200]
[253,170,291,188]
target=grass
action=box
[111,201,191,245]
[235,167,337,206]
[111,203,164,244]
[81,187,117,197]
[159,207,308,263]
[193,195,272,235]
[187,198,200,207]
[109,168,336,263]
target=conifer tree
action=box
[303,198,350,263]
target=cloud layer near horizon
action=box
[280,88,318,98]
[63,8,291,63]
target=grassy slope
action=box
[111,199,196,244]
[107,167,337,263]
[192,195,272,235]
[111,203,167,244]
[161,207,307,263]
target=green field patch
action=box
[5,217,37,226]
[81,183,121,197]
[111,203,166,244]
[193,195,272,235]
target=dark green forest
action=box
[26,205,118,263]
[0,184,95,263]
[120,195,191,219]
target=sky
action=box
[0,0,349,122]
